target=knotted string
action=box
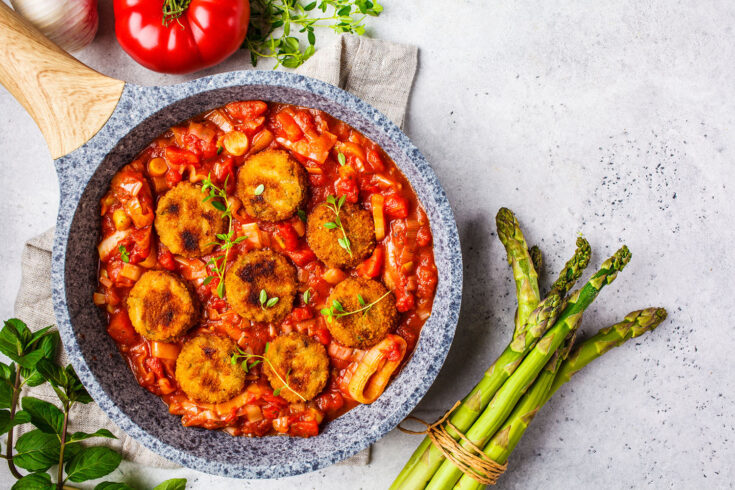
[398,401,508,486]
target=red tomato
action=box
[285,247,317,267]
[225,101,268,122]
[114,0,250,74]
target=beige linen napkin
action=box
[13,34,418,469]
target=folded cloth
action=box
[13,34,417,469]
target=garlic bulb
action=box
[10,0,98,52]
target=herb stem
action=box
[57,401,70,489]
[232,350,307,402]
[5,368,22,480]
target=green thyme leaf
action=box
[337,152,346,166]
[266,297,280,308]
[118,245,129,263]
[303,289,311,304]
[254,184,265,196]
[259,289,268,306]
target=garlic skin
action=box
[10,0,98,52]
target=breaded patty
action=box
[236,149,308,222]
[155,182,226,257]
[126,270,198,342]
[264,332,329,403]
[325,277,397,349]
[306,201,375,268]
[175,335,246,404]
[224,249,297,323]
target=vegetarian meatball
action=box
[264,332,329,403]
[224,249,297,323]
[175,335,246,404]
[126,270,198,342]
[236,149,308,222]
[154,182,226,257]
[306,200,375,268]
[325,277,397,349]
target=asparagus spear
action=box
[453,332,580,490]
[455,307,666,490]
[496,208,541,333]
[426,246,631,489]
[391,241,590,490]
[529,246,543,278]
[546,307,667,400]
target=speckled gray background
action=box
[1,0,734,488]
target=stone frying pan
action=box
[0,3,462,479]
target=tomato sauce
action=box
[95,100,437,437]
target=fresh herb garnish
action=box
[259,289,280,310]
[323,194,352,256]
[0,318,185,489]
[297,209,307,223]
[118,245,130,263]
[254,183,265,196]
[202,174,248,298]
[246,0,383,69]
[230,343,306,401]
[320,291,390,322]
[303,289,311,305]
[217,145,223,155]
[337,152,346,166]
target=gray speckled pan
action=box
[0,6,462,479]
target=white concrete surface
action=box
[1,0,734,488]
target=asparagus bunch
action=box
[391,221,590,490]
[391,209,666,489]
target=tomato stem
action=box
[162,0,192,27]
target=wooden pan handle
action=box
[0,2,124,159]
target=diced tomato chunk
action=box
[285,247,317,266]
[289,420,319,438]
[157,245,177,271]
[395,290,415,312]
[107,310,137,345]
[384,194,410,219]
[417,225,432,247]
[145,357,166,379]
[313,327,331,345]
[275,111,303,141]
[213,157,234,185]
[356,246,384,278]
[315,391,344,413]
[225,101,268,121]
[334,177,359,203]
[367,149,385,172]
[165,167,182,187]
[276,223,300,251]
[291,307,313,322]
[165,146,199,167]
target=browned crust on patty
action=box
[175,335,246,404]
[306,201,375,268]
[236,149,308,222]
[126,270,198,342]
[326,277,397,349]
[155,182,226,257]
[224,249,297,323]
[264,332,329,403]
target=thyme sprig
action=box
[323,194,352,256]
[201,175,248,298]
[230,343,306,401]
[320,291,390,322]
[246,0,383,69]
